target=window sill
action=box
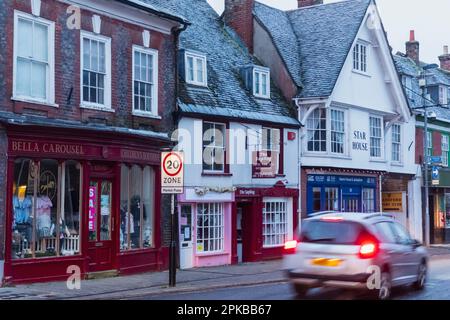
[303,153,352,160]
[391,162,404,167]
[80,104,115,113]
[195,251,228,257]
[11,96,59,108]
[370,158,387,163]
[352,69,371,78]
[132,111,161,119]
[253,94,271,100]
[202,172,232,177]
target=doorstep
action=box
[86,270,119,280]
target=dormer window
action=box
[439,85,448,105]
[353,41,368,74]
[253,67,270,99]
[185,51,207,86]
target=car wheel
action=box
[293,284,309,298]
[372,272,392,300]
[413,262,427,291]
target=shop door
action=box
[343,196,360,213]
[237,207,243,264]
[179,205,194,269]
[237,203,252,263]
[88,179,115,272]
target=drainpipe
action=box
[294,98,303,229]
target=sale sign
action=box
[88,185,97,231]
[161,151,184,194]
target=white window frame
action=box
[196,203,224,254]
[362,188,376,213]
[80,31,112,111]
[185,51,207,87]
[132,45,159,118]
[442,135,449,167]
[391,123,402,163]
[262,197,293,248]
[369,115,384,159]
[353,41,369,74]
[202,122,226,173]
[439,86,448,106]
[253,67,271,99]
[306,107,327,153]
[13,11,56,106]
[427,131,433,157]
[330,108,346,155]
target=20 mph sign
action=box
[161,151,184,194]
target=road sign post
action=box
[161,151,184,287]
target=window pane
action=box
[31,61,47,99]
[142,166,155,248]
[83,38,91,69]
[33,22,48,62]
[130,166,142,249]
[36,159,59,258]
[262,73,268,96]
[17,19,33,58]
[62,161,81,256]
[100,181,112,241]
[91,40,99,72]
[16,58,31,97]
[120,165,130,251]
[187,56,194,82]
[99,42,106,73]
[12,159,36,260]
[196,58,204,83]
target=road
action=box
[133,258,450,300]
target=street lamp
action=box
[419,63,439,246]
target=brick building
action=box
[0,0,188,284]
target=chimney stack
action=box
[223,0,255,53]
[406,30,420,64]
[439,45,450,72]
[298,0,323,8]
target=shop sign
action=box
[161,151,184,194]
[252,151,278,178]
[308,175,376,186]
[382,192,403,212]
[88,186,97,231]
[10,140,86,156]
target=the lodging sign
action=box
[161,151,184,194]
[382,192,403,212]
[252,151,279,178]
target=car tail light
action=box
[321,216,344,222]
[284,240,298,254]
[358,240,379,259]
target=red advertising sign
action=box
[88,185,97,231]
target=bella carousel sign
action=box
[11,140,86,156]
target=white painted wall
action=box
[176,117,300,189]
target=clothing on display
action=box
[36,196,53,238]
[13,195,33,224]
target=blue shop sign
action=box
[307,175,377,186]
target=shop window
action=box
[362,188,375,213]
[120,165,155,251]
[203,122,226,172]
[196,203,224,253]
[307,108,327,152]
[263,200,288,247]
[325,187,339,211]
[12,159,81,260]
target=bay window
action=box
[12,159,81,259]
[13,11,55,104]
[196,203,224,253]
[120,165,155,251]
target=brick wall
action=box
[2,0,177,134]
[223,0,254,52]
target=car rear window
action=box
[300,220,369,245]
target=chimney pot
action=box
[406,30,420,64]
[445,45,449,55]
[409,30,415,42]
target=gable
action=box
[330,3,410,121]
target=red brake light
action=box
[358,240,379,259]
[284,240,298,254]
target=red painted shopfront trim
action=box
[4,127,169,284]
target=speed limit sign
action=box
[161,151,184,194]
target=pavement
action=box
[1,246,449,300]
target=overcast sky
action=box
[207,0,450,64]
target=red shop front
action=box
[232,183,299,264]
[3,125,168,284]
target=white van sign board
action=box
[161,151,184,194]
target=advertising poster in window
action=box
[89,186,97,232]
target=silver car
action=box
[284,212,428,300]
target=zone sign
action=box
[161,151,184,194]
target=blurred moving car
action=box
[284,212,428,300]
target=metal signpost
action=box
[161,151,184,287]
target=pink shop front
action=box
[177,187,235,269]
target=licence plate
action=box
[311,258,342,267]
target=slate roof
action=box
[254,0,372,99]
[121,0,189,24]
[394,53,450,120]
[139,0,300,127]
